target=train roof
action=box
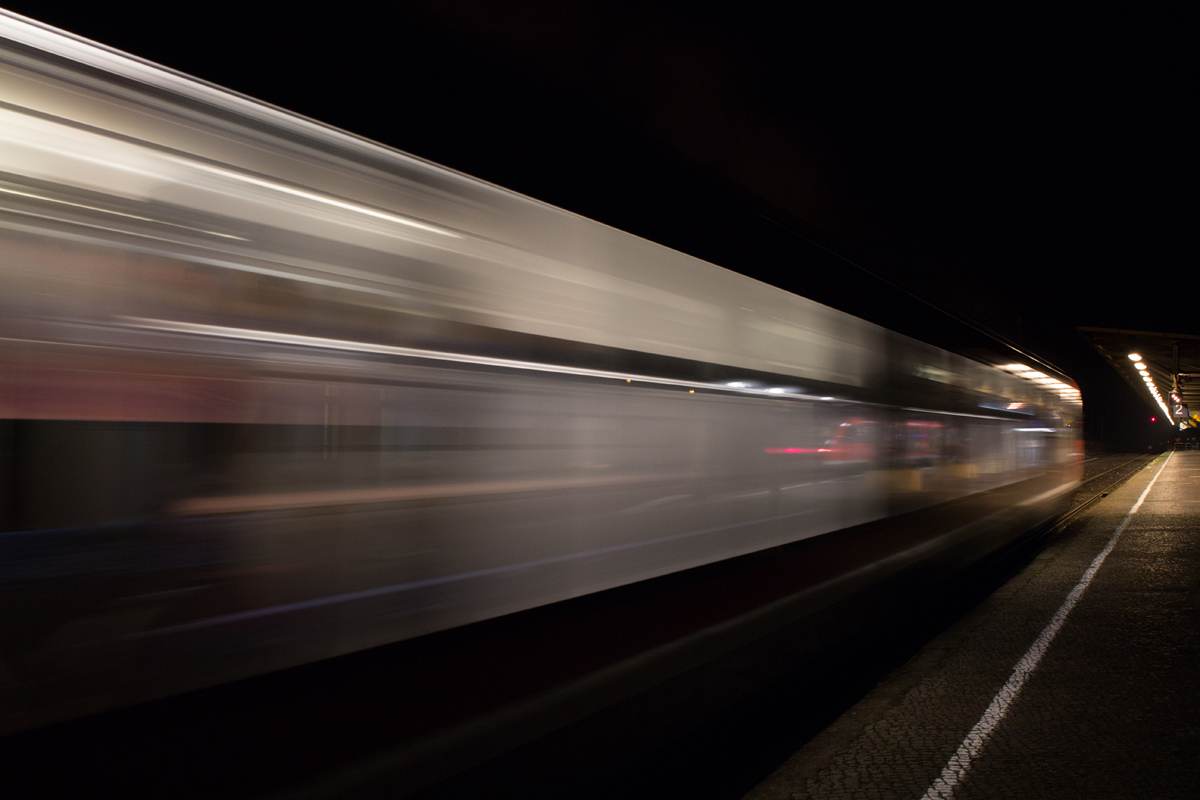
[0,11,1079,412]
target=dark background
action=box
[6,3,1191,449]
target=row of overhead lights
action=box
[1001,364,1082,403]
[1128,353,1173,420]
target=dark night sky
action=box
[6,3,1192,448]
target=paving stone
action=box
[746,453,1200,800]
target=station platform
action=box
[745,451,1200,800]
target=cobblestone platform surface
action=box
[745,452,1200,800]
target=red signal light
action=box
[1151,416,1157,422]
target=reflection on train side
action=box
[823,418,879,465]
[766,411,1067,501]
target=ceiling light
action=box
[1134,362,1147,370]
[1128,353,1142,361]
[1139,370,1150,376]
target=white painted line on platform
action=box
[918,452,1173,800]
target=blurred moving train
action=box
[0,11,1082,739]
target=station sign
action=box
[1173,403,1189,419]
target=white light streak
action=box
[118,318,823,400]
[178,160,462,239]
[0,185,247,240]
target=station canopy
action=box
[1079,327,1200,428]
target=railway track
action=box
[1049,454,1151,534]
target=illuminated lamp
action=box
[1128,353,1142,360]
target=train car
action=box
[0,10,1082,741]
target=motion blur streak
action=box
[0,9,1081,736]
[116,316,845,396]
